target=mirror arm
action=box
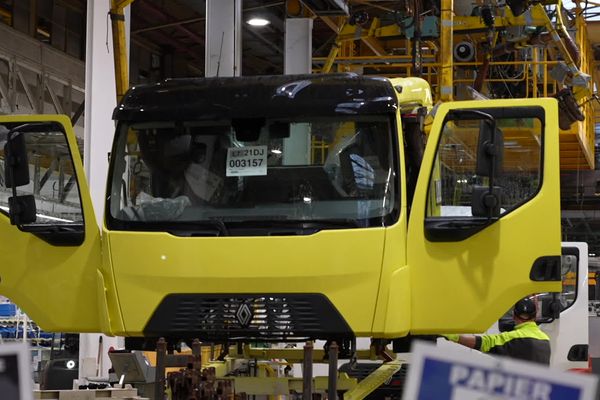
[6,129,20,207]
[487,119,498,219]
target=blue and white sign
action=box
[402,341,598,400]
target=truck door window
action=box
[425,107,543,241]
[0,123,84,243]
[107,117,399,233]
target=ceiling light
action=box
[247,18,270,27]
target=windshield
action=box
[107,117,398,234]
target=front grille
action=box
[144,294,353,341]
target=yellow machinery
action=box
[109,0,133,103]
[310,0,596,170]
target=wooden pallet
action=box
[33,388,146,400]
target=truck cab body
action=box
[0,74,562,342]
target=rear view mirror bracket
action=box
[471,185,503,218]
[446,109,504,220]
[476,119,504,181]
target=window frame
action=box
[105,114,402,233]
[424,106,546,242]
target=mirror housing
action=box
[8,195,37,225]
[476,120,503,178]
[4,132,30,188]
[567,344,589,362]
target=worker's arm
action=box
[443,334,481,350]
[444,331,510,353]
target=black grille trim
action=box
[144,293,353,341]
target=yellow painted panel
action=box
[108,229,386,336]
[407,98,562,334]
[0,115,105,333]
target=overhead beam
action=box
[133,17,205,35]
[132,2,285,36]
[361,36,387,56]
[144,30,202,62]
[350,0,394,12]
[245,28,284,55]
[137,0,204,44]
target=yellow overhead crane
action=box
[109,1,596,169]
[312,0,596,170]
[109,0,133,103]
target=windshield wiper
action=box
[167,219,229,237]
[225,218,362,230]
[298,218,363,229]
[169,218,367,237]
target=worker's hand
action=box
[442,334,460,342]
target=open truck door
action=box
[407,98,562,334]
[0,115,105,333]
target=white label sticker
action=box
[226,145,268,177]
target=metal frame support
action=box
[0,75,11,112]
[322,39,342,73]
[440,0,454,101]
[302,341,313,399]
[328,341,339,400]
[154,337,167,400]
[45,77,64,114]
[342,360,403,400]
[110,0,133,102]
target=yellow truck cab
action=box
[0,73,562,346]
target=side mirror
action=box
[475,120,503,178]
[567,344,588,362]
[8,195,37,225]
[4,132,30,187]
[471,185,502,218]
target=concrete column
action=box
[284,18,312,74]
[205,0,242,77]
[80,0,128,381]
[283,18,313,165]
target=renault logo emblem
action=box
[236,303,253,327]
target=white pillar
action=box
[284,18,312,74]
[80,0,127,381]
[283,18,313,165]
[205,0,242,77]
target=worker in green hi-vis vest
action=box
[443,297,551,365]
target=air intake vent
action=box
[144,294,353,341]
